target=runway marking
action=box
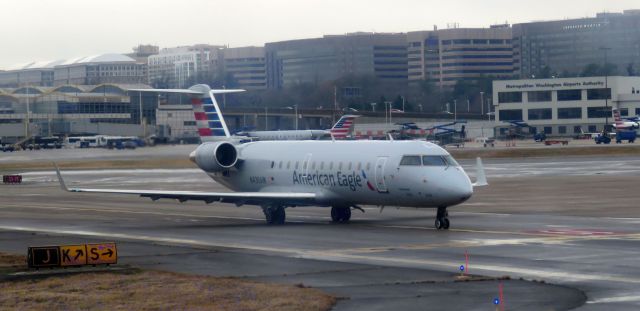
[587,295,640,304]
[3,225,640,287]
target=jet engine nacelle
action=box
[190,142,238,172]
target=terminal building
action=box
[493,76,640,137]
[0,84,159,142]
[147,44,225,88]
[223,46,267,90]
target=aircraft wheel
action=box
[331,206,351,223]
[443,218,450,230]
[435,218,444,230]
[264,206,285,225]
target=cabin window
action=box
[320,162,324,170]
[302,160,307,170]
[287,161,291,169]
[329,162,334,170]
[295,161,299,170]
[338,162,343,170]
[400,155,422,166]
[278,161,283,169]
[366,163,371,170]
[357,162,361,171]
[271,161,275,169]
[311,162,316,170]
[348,162,352,170]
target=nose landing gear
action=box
[435,206,450,230]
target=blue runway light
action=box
[494,298,500,305]
[459,265,465,272]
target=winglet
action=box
[53,163,69,192]
[472,157,488,187]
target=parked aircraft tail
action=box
[330,115,359,138]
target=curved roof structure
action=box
[59,53,136,66]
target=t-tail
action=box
[330,115,359,139]
[188,85,244,142]
[129,84,244,143]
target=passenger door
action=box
[375,157,389,193]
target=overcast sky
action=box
[1,0,638,68]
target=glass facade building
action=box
[513,10,640,78]
[265,33,408,89]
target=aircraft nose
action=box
[189,149,197,163]
[438,169,473,205]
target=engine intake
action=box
[190,142,238,172]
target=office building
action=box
[147,44,225,88]
[493,76,640,136]
[223,46,267,90]
[513,10,640,78]
[407,26,513,88]
[266,33,408,89]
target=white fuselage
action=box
[205,140,473,208]
[242,130,328,141]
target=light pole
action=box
[600,46,612,132]
[370,102,376,112]
[453,99,457,122]
[400,96,405,112]
[264,106,268,130]
[294,104,298,130]
[480,91,484,117]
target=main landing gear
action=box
[331,206,351,223]
[262,205,286,225]
[435,206,450,230]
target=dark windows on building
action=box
[559,126,567,134]
[573,126,582,134]
[528,108,552,120]
[588,125,597,133]
[527,91,552,102]
[558,107,582,119]
[498,92,522,103]
[557,89,582,101]
[499,109,523,120]
[183,121,196,126]
[586,88,611,100]
[587,106,612,118]
[620,108,628,116]
[544,127,552,134]
[636,108,640,116]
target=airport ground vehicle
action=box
[594,133,612,144]
[615,131,636,143]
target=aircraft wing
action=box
[54,165,316,206]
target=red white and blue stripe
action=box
[191,93,231,141]
[330,115,357,138]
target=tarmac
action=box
[1,147,640,310]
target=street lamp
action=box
[286,105,298,130]
[400,96,405,112]
[480,91,484,117]
[453,99,457,122]
[370,102,377,112]
[600,46,612,132]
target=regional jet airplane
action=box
[236,114,359,141]
[55,85,487,230]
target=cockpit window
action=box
[422,155,447,166]
[400,155,422,166]
[444,155,460,166]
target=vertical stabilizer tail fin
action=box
[613,108,623,127]
[330,115,359,139]
[188,85,245,142]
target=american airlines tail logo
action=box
[191,97,226,137]
[331,116,356,138]
[361,170,377,192]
